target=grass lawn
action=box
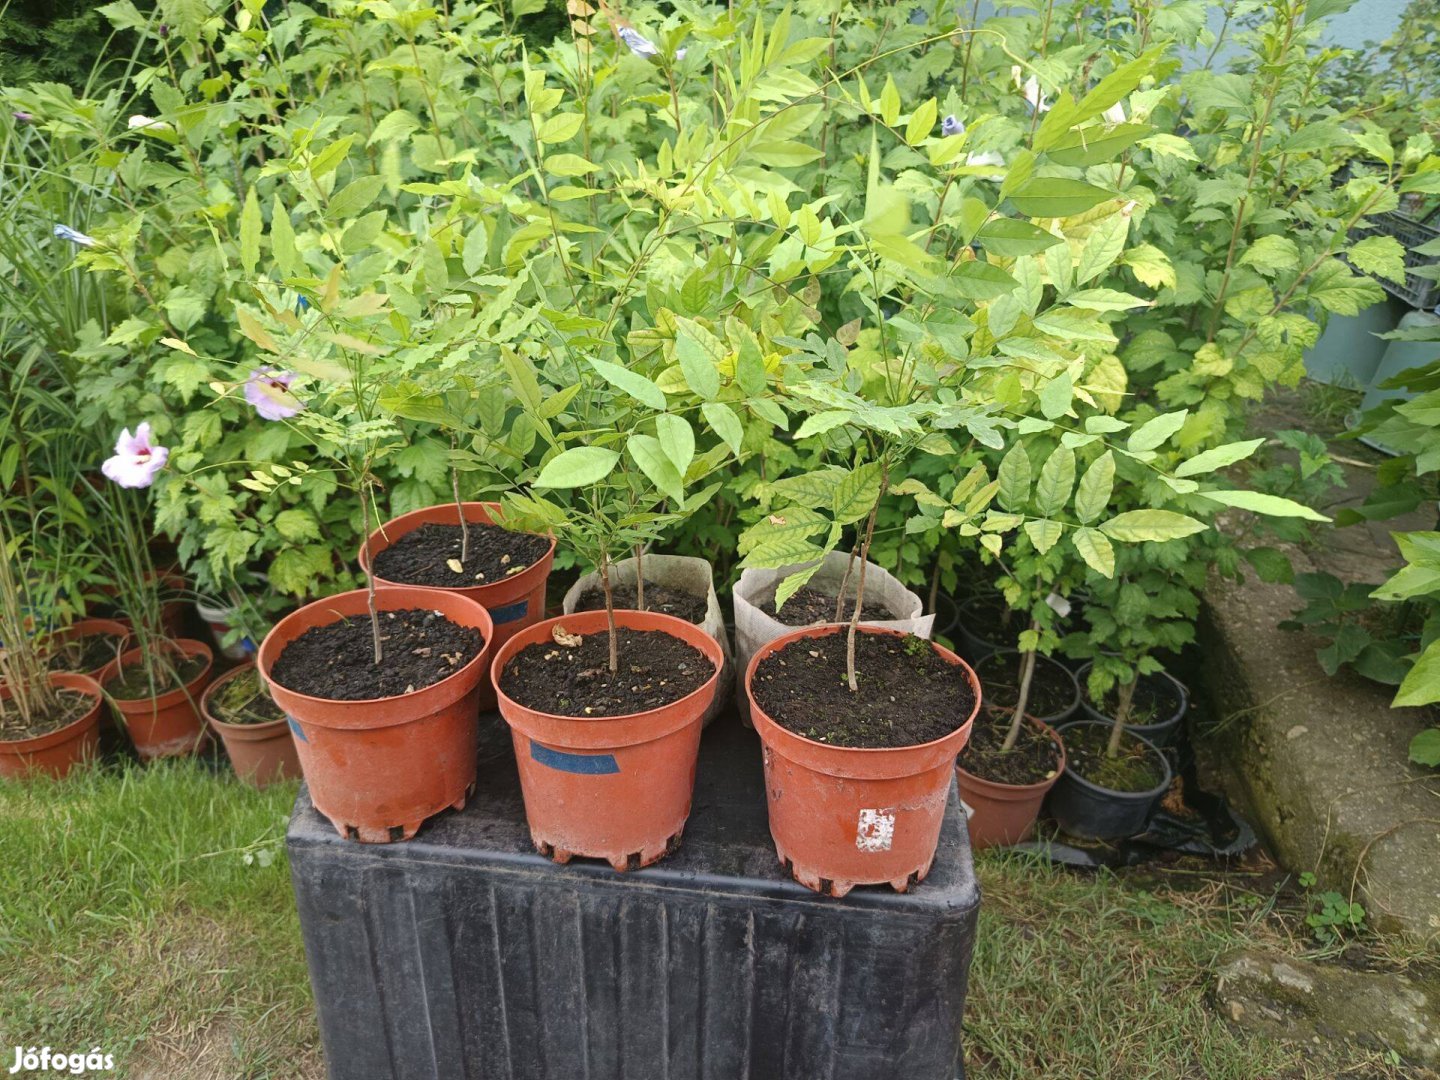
[0,760,1426,1079]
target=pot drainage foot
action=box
[889,870,921,893]
[535,840,574,864]
[330,820,421,844]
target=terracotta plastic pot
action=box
[956,716,1067,850]
[99,639,214,760]
[202,662,301,788]
[1074,661,1188,747]
[359,501,555,712]
[44,618,131,679]
[1047,720,1173,840]
[258,587,495,843]
[0,673,104,779]
[492,609,723,871]
[745,625,980,897]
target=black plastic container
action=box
[973,649,1080,727]
[1073,662,1188,747]
[288,717,980,1080]
[1046,720,1173,840]
[953,594,1011,663]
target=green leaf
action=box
[545,153,600,177]
[702,402,744,456]
[1075,450,1114,524]
[1127,409,1189,453]
[1238,234,1299,275]
[1046,123,1150,167]
[997,445,1032,511]
[1072,527,1115,577]
[1202,489,1329,522]
[953,261,1020,299]
[1346,235,1407,285]
[1008,177,1115,218]
[770,467,844,509]
[794,410,854,440]
[239,186,262,277]
[905,98,938,146]
[270,196,297,278]
[1024,518,1063,554]
[368,108,421,145]
[502,351,543,412]
[1039,372,1073,420]
[309,135,355,180]
[1100,510,1207,542]
[974,218,1063,257]
[587,357,667,411]
[832,462,882,526]
[655,413,695,476]
[627,433,685,503]
[1174,438,1265,478]
[1409,727,1440,767]
[538,113,584,144]
[327,175,385,219]
[674,319,723,401]
[534,446,619,488]
[1035,446,1076,517]
[274,508,321,541]
[1243,546,1294,584]
[1394,642,1440,708]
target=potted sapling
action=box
[491,337,728,871]
[87,451,215,760]
[239,264,495,842]
[0,520,105,778]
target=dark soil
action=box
[1064,723,1165,792]
[760,584,898,627]
[751,632,974,749]
[0,688,94,742]
[370,522,550,588]
[104,652,210,700]
[210,668,285,725]
[268,609,484,701]
[975,651,1078,720]
[500,627,714,718]
[576,581,707,624]
[47,632,125,674]
[956,707,1062,786]
[1084,672,1181,727]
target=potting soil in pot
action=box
[105,653,209,699]
[47,633,124,674]
[1062,725,1166,791]
[575,581,707,624]
[0,690,92,742]
[976,652,1074,717]
[268,609,484,700]
[956,708,1061,785]
[758,584,898,626]
[500,627,713,717]
[750,633,974,748]
[211,669,284,724]
[370,522,551,588]
[1084,673,1179,726]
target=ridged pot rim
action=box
[955,713,1067,798]
[1073,661,1188,733]
[0,672,104,751]
[201,662,291,739]
[98,639,213,711]
[972,648,1081,723]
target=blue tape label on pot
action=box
[287,717,308,743]
[856,808,895,852]
[530,740,619,775]
[490,599,529,625]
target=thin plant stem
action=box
[601,550,619,673]
[835,540,860,623]
[1001,623,1041,753]
[360,478,383,664]
[1106,676,1139,757]
[451,436,469,564]
[846,458,889,692]
[633,544,646,612]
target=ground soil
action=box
[47,631,125,674]
[975,651,1078,719]
[0,688,93,742]
[499,627,713,717]
[575,581,707,624]
[209,669,284,725]
[268,609,483,701]
[759,584,898,626]
[751,632,975,748]
[956,707,1062,786]
[1064,723,1166,792]
[105,653,210,700]
[370,522,550,588]
[1084,671,1180,727]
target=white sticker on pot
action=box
[856,809,896,852]
[1045,592,1072,618]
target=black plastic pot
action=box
[1074,662,1188,747]
[931,591,960,646]
[1046,720,1173,840]
[973,649,1080,727]
[953,594,1012,663]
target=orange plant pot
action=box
[258,587,494,843]
[359,502,555,712]
[956,716,1067,850]
[492,609,723,871]
[100,639,214,759]
[0,673,104,779]
[202,662,302,788]
[44,618,132,678]
[745,625,980,897]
